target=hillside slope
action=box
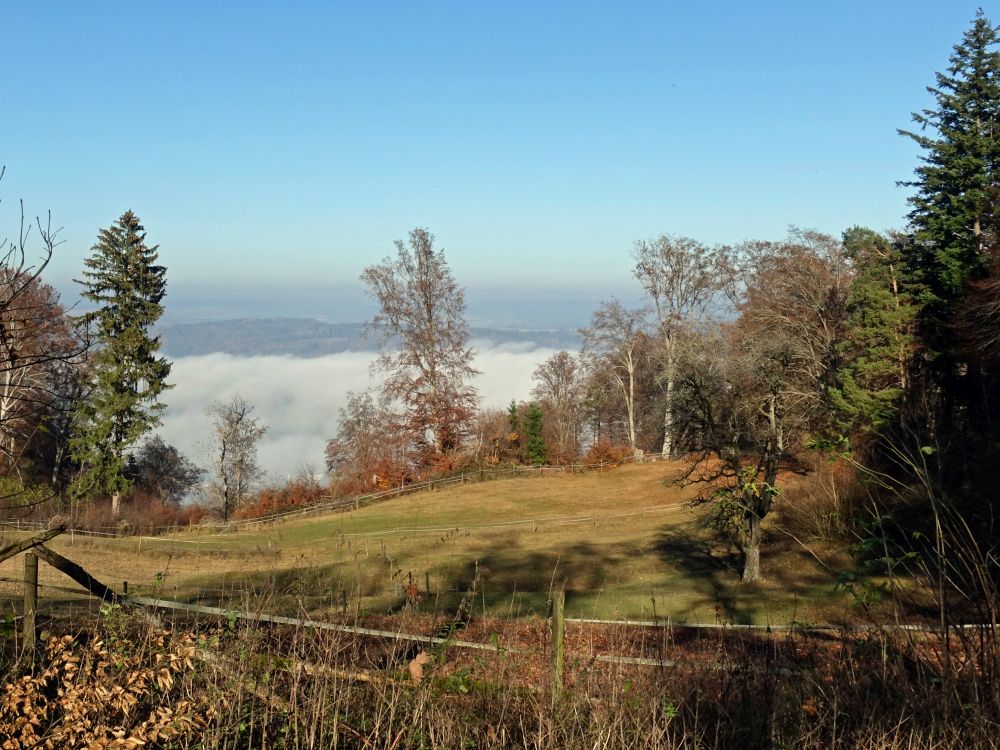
[0,462,858,624]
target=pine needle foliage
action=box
[899,10,1000,358]
[70,211,171,508]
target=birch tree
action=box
[0,166,86,498]
[632,235,730,458]
[581,301,648,453]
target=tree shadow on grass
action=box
[439,533,632,617]
[652,525,750,623]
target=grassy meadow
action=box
[0,462,863,625]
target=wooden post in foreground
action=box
[550,588,565,705]
[23,552,38,659]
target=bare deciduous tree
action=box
[580,301,649,453]
[206,395,267,521]
[0,167,86,506]
[633,235,731,457]
[531,350,584,461]
[361,228,478,467]
[677,230,851,582]
[0,276,77,477]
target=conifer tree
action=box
[899,11,1000,360]
[524,402,546,466]
[831,227,916,433]
[70,211,170,516]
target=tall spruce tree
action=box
[899,11,1000,361]
[70,211,171,517]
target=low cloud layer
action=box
[155,341,559,480]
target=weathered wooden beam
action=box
[23,553,38,660]
[33,544,121,604]
[550,588,565,706]
[0,525,65,564]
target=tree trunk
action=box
[662,375,674,458]
[111,490,121,519]
[627,364,637,450]
[661,339,675,458]
[742,512,762,583]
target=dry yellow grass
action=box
[0,462,861,624]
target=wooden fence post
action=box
[23,552,38,660]
[550,588,565,705]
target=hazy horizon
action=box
[54,279,644,330]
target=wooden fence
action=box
[3,526,993,694]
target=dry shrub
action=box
[585,439,632,466]
[0,624,210,748]
[1,607,998,749]
[234,478,328,520]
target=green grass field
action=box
[0,462,865,625]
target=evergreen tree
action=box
[831,227,916,433]
[899,11,1000,359]
[523,402,546,466]
[70,211,171,516]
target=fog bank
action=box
[155,341,559,480]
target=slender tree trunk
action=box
[662,375,675,458]
[627,365,637,450]
[111,490,121,519]
[661,337,675,458]
[742,512,762,583]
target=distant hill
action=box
[158,317,581,357]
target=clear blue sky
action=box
[1,1,994,295]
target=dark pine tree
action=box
[899,11,1000,368]
[70,211,171,517]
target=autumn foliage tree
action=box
[361,228,478,469]
[325,389,410,491]
[531,350,584,461]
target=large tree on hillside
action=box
[632,235,730,458]
[70,211,171,517]
[361,228,478,466]
[899,11,1000,362]
[678,231,850,582]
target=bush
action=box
[234,478,328,520]
[585,439,633,466]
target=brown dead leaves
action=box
[0,629,210,749]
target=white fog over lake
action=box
[155,342,559,480]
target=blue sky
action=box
[1,1,995,300]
